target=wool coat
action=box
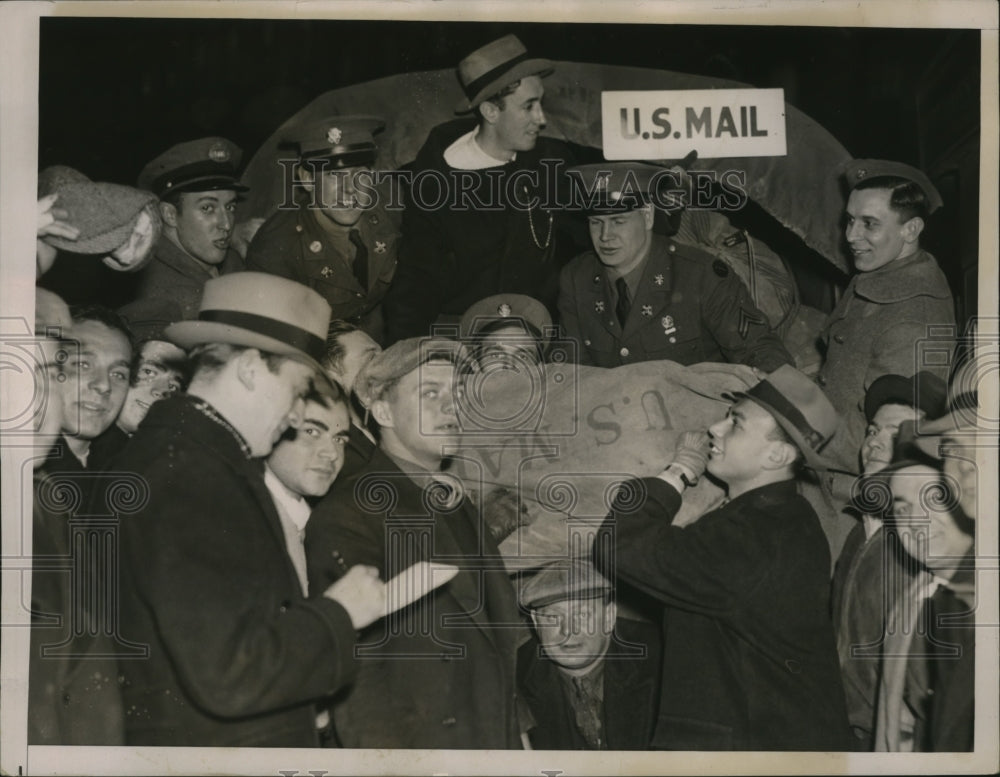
[110,395,358,747]
[305,447,527,748]
[595,477,852,751]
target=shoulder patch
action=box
[712,259,730,278]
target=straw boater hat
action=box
[725,364,840,471]
[165,272,332,375]
[454,34,554,115]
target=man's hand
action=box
[322,562,459,631]
[37,193,80,274]
[671,430,711,481]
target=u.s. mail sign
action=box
[601,88,787,160]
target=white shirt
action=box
[263,464,312,596]
[443,128,515,170]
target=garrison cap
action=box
[519,559,613,610]
[567,162,683,214]
[138,137,249,198]
[354,337,464,408]
[844,158,943,214]
[454,34,554,115]
[864,371,948,423]
[280,115,385,169]
[460,294,552,341]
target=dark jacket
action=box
[246,202,399,342]
[595,478,851,751]
[817,249,955,471]
[29,469,126,745]
[559,235,791,371]
[110,395,357,747]
[305,447,526,748]
[383,119,579,342]
[518,616,662,750]
[133,236,244,320]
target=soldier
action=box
[559,163,792,371]
[134,137,248,319]
[383,34,580,342]
[817,159,955,472]
[460,293,552,369]
[247,116,399,343]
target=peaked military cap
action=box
[567,162,684,214]
[844,158,943,214]
[138,137,248,198]
[281,115,385,169]
[460,294,552,341]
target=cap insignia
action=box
[327,127,343,145]
[208,142,231,163]
[856,167,867,178]
[497,303,512,317]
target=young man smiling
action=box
[594,364,851,750]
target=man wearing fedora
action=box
[384,34,581,343]
[817,159,955,472]
[305,337,526,748]
[560,162,792,371]
[110,272,444,747]
[594,364,851,750]
[248,116,400,343]
[133,137,249,319]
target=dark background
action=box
[37,18,981,323]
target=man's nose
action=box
[285,397,305,429]
[532,102,546,126]
[708,419,725,439]
[599,221,613,242]
[845,219,862,242]
[150,377,172,399]
[89,370,111,395]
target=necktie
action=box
[614,276,631,328]
[349,229,368,290]
[572,676,603,749]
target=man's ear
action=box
[603,600,617,634]
[478,100,500,126]
[159,200,178,229]
[295,163,315,191]
[370,397,393,429]
[901,216,925,245]
[764,439,797,471]
[234,348,260,391]
[640,204,655,230]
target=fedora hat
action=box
[454,34,554,115]
[726,364,840,470]
[165,272,332,373]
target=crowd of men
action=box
[26,33,978,753]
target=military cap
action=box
[864,371,948,423]
[519,559,613,610]
[726,364,840,471]
[354,337,464,407]
[38,165,159,256]
[844,158,943,214]
[567,162,684,214]
[455,34,554,114]
[138,137,249,199]
[459,294,552,341]
[280,115,386,169]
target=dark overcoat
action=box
[559,235,791,371]
[305,447,526,748]
[517,616,662,750]
[109,395,357,747]
[595,477,851,751]
[246,202,399,340]
[817,249,955,471]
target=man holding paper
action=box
[109,273,454,747]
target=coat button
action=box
[583,339,591,346]
[668,244,676,252]
[441,716,457,727]
[620,347,630,357]
[63,692,72,705]
[834,334,845,344]
[279,600,291,613]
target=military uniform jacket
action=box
[817,249,955,471]
[246,202,399,330]
[559,235,791,371]
[595,478,851,751]
[109,395,357,747]
[134,235,244,320]
[305,447,526,749]
[517,617,662,750]
[383,119,579,342]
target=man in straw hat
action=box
[109,272,455,746]
[384,34,580,342]
[594,364,851,750]
[305,337,526,748]
[817,158,955,472]
[248,116,399,342]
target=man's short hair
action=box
[303,373,348,411]
[765,415,805,472]
[186,342,288,380]
[130,342,191,390]
[854,175,930,223]
[69,304,133,345]
[321,319,360,374]
[480,79,522,114]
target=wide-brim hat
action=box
[38,166,159,255]
[165,272,332,375]
[354,337,465,408]
[725,364,840,471]
[454,34,554,114]
[459,293,552,341]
